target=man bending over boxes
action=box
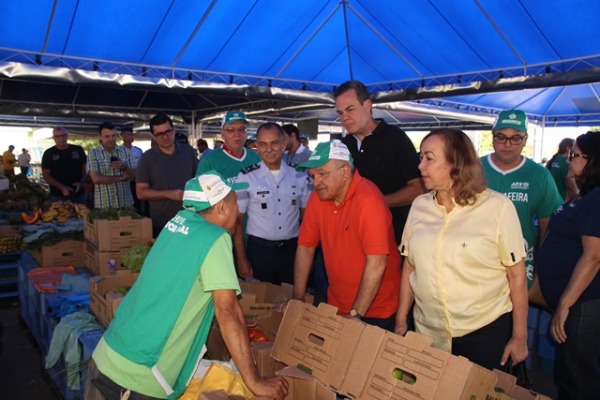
[84,171,288,400]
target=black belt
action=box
[248,235,297,248]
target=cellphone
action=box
[110,156,119,162]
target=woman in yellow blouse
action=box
[395,128,529,370]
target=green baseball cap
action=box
[493,110,528,134]
[182,171,248,212]
[222,110,249,126]
[296,140,353,171]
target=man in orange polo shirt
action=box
[292,140,401,331]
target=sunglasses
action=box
[568,150,588,161]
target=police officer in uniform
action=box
[235,123,311,284]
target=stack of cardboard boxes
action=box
[30,239,85,267]
[84,215,152,327]
[268,300,552,400]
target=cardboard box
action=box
[89,269,138,327]
[84,240,128,276]
[238,281,314,320]
[30,240,85,267]
[84,216,152,252]
[0,224,21,234]
[271,300,367,392]
[490,369,553,400]
[343,328,496,400]
[278,366,337,400]
[206,312,286,377]
[274,301,550,400]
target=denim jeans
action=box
[555,298,600,400]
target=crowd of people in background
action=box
[2,80,598,400]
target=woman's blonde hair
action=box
[421,128,487,206]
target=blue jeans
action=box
[555,298,600,400]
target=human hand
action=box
[170,189,184,201]
[550,306,569,343]
[121,169,135,181]
[110,158,122,170]
[248,376,289,400]
[61,186,71,197]
[501,336,528,366]
[237,257,254,281]
[394,319,409,336]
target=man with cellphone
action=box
[42,126,88,204]
[87,122,136,209]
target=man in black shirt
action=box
[42,126,87,204]
[336,80,425,243]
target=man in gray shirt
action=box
[136,113,198,237]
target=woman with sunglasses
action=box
[536,130,600,400]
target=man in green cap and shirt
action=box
[481,109,562,288]
[196,110,260,180]
[85,170,288,400]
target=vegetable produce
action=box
[121,243,153,273]
[116,286,131,296]
[87,207,141,223]
[247,328,270,343]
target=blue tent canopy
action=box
[1,0,599,132]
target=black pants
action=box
[362,313,396,332]
[555,298,600,400]
[451,312,512,371]
[84,359,163,400]
[247,235,297,285]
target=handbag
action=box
[504,358,533,390]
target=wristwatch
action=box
[350,309,363,319]
[119,165,127,171]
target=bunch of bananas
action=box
[41,201,90,222]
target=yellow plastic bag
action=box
[197,363,253,398]
[178,378,202,400]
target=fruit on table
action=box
[21,209,41,224]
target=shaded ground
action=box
[0,297,60,400]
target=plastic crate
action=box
[526,326,538,369]
[538,310,552,335]
[79,329,104,361]
[527,305,542,329]
[538,331,557,360]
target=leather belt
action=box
[248,235,297,248]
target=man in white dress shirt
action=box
[235,123,311,284]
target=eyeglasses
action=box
[568,150,588,161]
[53,134,67,139]
[222,127,248,134]
[307,165,345,185]
[152,128,174,138]
[493,134,527,145]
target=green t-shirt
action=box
[93,210,240,399]
[547,154,569,199]
[196,147,260,181]
[481,155,563,286]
